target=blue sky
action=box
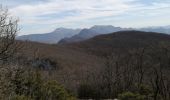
[0,0,170,35]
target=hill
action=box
[68,31,170,56]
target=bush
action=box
[118,92,145,100]
[78,83,101,99]
[11,95,33,100]
[136,84,152,96]
[42,80,76,100]
[11,68,43,99]
[9,68,76,100]
[32,58,58,70]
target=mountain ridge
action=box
[17,25,170,44]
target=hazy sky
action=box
[1,0,170,35]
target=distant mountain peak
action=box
[55,27,81,30]
[17,28,81,44]
[53,28,72,32]
[91,25,122,29]
[58,25,125,44]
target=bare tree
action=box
[0,6,19,62]
[101,53,124,98]
[102,55,115,98]
[0,6,19,98]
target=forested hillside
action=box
[15,31,170,100]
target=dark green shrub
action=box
[10,68,76,100]
[118,92,145,100]
[135,84,152,96]
[78,83,102,99]
[11,95,33,100]
[42,80,76,100]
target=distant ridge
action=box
[17,25,170,44]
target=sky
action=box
[0,0,170,35]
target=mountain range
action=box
[17,25,170,44]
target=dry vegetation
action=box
[15,31,170,100]
[16,41,104,93]
[0,6,170,100]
